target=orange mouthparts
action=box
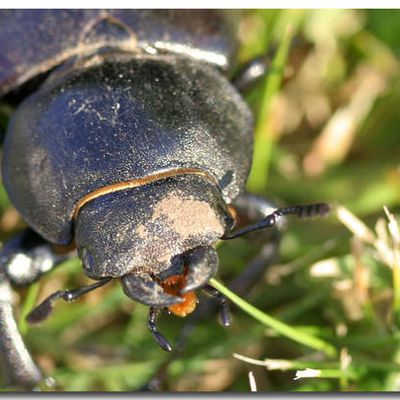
[161,274,198,317]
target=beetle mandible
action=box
[0,10,330,389]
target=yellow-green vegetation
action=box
[1,9,400,392]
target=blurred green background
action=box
[1,9,400,392]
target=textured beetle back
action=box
[3,54,253,244]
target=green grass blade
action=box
[247,20,297,193]
[210,278,337,358]
[18,281,40,336]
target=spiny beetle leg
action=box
[148,307,173,352]
[229,241,280,296]
[27,277,111,323]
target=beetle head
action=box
[75,174,233,310]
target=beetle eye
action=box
[80,247,94,272]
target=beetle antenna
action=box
[223,203,330,240]
[148,307,173,352]
[202,284,231,327]
[26,277,112,323]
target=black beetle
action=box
[0,10,330,389]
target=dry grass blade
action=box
[248,371,257,392]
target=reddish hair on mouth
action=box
[161,271,198,317]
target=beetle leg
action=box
[202,284,231,327]
[148,307,173,352]
[26,277,111,324]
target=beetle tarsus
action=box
[224,202,330,240]
[27,277,111,323]
[26,296,54,324]
[148,307,173,352]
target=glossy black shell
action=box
[3,53,253,244]
[0,10,236,96]
[1,10,254,246]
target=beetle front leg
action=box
[26,277,111,324]
[148,307,173,352]
[0,228,75,389]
